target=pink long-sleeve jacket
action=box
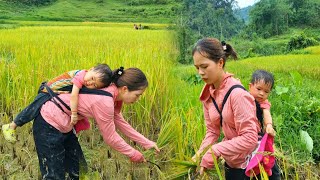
[40,84,156,160]
[199,73,260,169]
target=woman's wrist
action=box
[71,110,78,114]
[265,123,273,127]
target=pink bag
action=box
[245,133,275,177]
[74,117,91,134]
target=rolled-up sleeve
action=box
[201,91,259,169]
[90,97,137,158]
[198,103,220,153]
[114,112,156,149]
[215,92,258,154]
[72,70,86,88]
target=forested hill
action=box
[0,0,182,23]
[235,5,252,24]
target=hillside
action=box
[235,5,253,24]
[0,0,181,23]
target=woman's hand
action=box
[191,151,201,163]
[70,114,78,125]
[151,144,160,154]
[199,148,218,170]
[130,150,146,163]
[266,124,276,136]
[200,166,206,175]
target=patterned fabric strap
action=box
[42,70,81,94]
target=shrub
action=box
[287,33,318,51]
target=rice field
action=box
[0,21,319,179]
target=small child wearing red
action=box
[246,70,281,179]
[2,64,112,142]
[249,69,276,136]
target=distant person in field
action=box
[31,67,160,179]
[139,24,142,30]
[191,38,260,179]
[249,70,276,137]
[2,64,113,143]
[134,24,139,30]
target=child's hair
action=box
[112,67,148,91]
[250,70,275,89]
[192,38,237,67]
[92,64,113,87]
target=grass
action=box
[0,0,179,23]
[0,20,172,31]
[231,27,320,58]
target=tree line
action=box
[6,0,183,6]
[177,0,320,63]
[248,0,320,38]
[5,0,56,6]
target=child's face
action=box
[249,80,272,103]
[83,70,105,89]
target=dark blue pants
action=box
[33,114,87,180]
[14,92,50,126]
[225,161,281,180]
[14,82,51,126]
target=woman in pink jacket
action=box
[192,38,260,179]
[33,67,160,179]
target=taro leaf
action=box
[300,130,313,153]
[290,71,303,87]
[275,85,289,95]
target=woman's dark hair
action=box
[250,70,275,89]
[192,38,237,67]
[112,67,148,91]
[92,64,113,87]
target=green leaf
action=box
[275,85,289,95]
[290,71,303,86]
[299,130,313,153]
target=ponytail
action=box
[192,38,238,68]
[224,42,238,60]
[111,67,124,83]
[113,67,148,91]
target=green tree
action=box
[177,0,244,63]
[186,0,242,39]
[249,0,291,37]
[288,0,320,27]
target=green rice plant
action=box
[165,160,197,179]
[211,150,223,180]
[291,146,299,180]
[0,21,179,179]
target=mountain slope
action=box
[0,0,181,23]
[235,5,253,24]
